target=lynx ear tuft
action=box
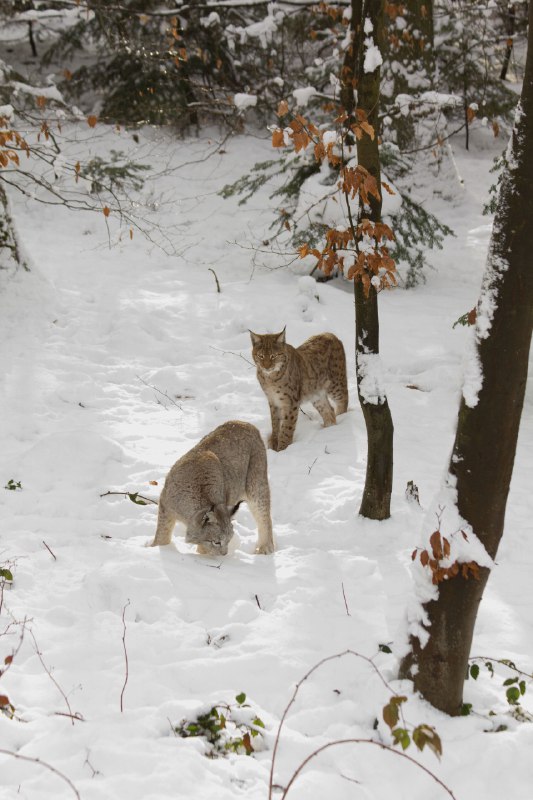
[276,326,286,344]
[249,329,261,346]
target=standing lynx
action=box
[250,327,348,451]
[151,421,274,555]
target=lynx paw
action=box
[255,542,275,555]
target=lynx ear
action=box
[275,326,286,344]
[249,329,261,346]
[201,506,216,526]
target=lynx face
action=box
[185,505,233,556]
[250,328,287,374]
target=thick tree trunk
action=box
[400,2,533,715]
[354,0,394,520]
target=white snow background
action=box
[0,123,532,800]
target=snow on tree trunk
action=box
[399,1,533,715]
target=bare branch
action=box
[120,600,131,713]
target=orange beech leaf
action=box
[272,129,285,147]
[36,95,47,108]
[87,115,98,128]
[103,206,110,218]
[129,228,134,240]
[360,120,375,139]
[277,99,289,117]
[382,180,396,195]
[429,530,443,560]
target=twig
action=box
[209,345,254,367]
[341,582,351,616]
[0,750,81,799]
[99,490,158,506]
[208,267,221,293]
[42,540,57,561]
[268,650,415,800]
[29,631,80,725]
[307,457,318,475]
[137,375,183,409]
[279,738,456,800]
[120,600,130,713]
[84,750,101,778]
[255,594,262,610]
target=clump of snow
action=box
[462,328,483,408]
[363,37,383,73]
[292,86,316,107]
[201,11,220,27]
[357,351,387,405]
[234,93,258,110]
[0,103,14,120]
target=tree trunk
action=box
[354,0,394,520]
[399,2,533,715]
[500,3,516,81]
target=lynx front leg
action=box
[268,403,281,450]
[312,394,336,427]
[275,406,298,450]
[151,500,177,546]
[245,449,275,554]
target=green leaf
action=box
[378,643,392,654]
[470,664,480,680]
[412,724,442,758]
[460,703,473,716]
[127,492,148,505]
[0,569,13,582]
[235,692,246,705]
[503,677,518,686]
[506,686,520,705]
[253,716,265,728]
[519,681,526,696]
[391,727,410,750]
[382,696,407,731]
[485,661,494,677]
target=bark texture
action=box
[400,2,533,715]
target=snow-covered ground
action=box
[0,125,532,800]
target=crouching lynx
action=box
[250,327,348,451]
[151,420,274,556]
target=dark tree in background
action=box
[400,0,533,716]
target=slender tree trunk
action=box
[354,0,394,520]
[400,2,533,715]
[500,3,516,81]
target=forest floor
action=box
[0,122,532,800]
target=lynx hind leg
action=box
[245,440,275,554]
[312,394,336,427]
[329,339,349,415]
[329,382,348,416]
[151,500,177,546]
